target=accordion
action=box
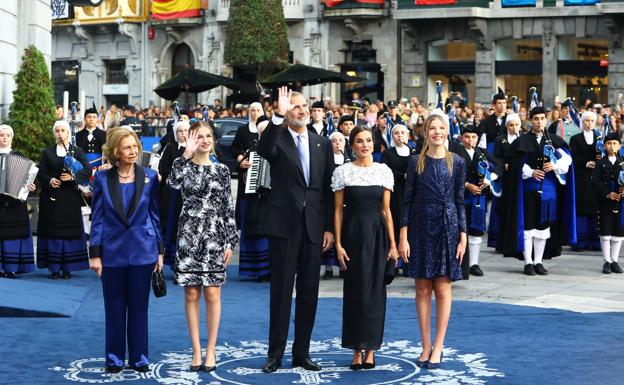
[140,151,160,171]
[245,151,271,194]
[0,153,39,201]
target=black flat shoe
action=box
[611,262,623,274]
[534,263,548,276]
[105,365,123,374]
[470,265,484,276]
[261,357,281,373]
[50,272,60,280]
[5,272,16,279]
[131,365,149,373]
[62,271,72,279]
[523,264,535,276]
[603,262,612,274]
[292,356,321,371]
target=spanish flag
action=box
[415,0,457,4]
[152,0,201,20]
[323,0,384,7]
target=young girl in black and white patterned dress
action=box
[167,120,239,372]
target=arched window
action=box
[172,44,194,75]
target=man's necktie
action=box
[297,135,310,186]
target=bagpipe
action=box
[326,111,335,136]
[566,97,581,128]
[511,96,519,114]
[64,101,87,186]
[446,103,461,141]
[592,113,610,158]
[476,149,502,198]
[201,105,210,122]
[435,80,443,110]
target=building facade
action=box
[0,0,52,120]
[50,0,624,110]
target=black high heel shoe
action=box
[349,351,363,371]
[416,348,432,368]
[363,351,375,369]
[203,353,217,372]
[425,350,443,370]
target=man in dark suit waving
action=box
[257,87,335,373]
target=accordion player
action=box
[0,153,39,202]
[0,124,37,277]
[245,151,271,194]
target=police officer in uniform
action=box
[120,105,148,135]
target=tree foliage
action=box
[7,45,55,161]
[224,0,290,77]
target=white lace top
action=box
[331,162,394,192]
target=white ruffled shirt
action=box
[331,162,394,192]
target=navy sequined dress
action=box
[401,154,467,282]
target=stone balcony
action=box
[54,0,148,26]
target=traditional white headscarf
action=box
[248,102,265,134]
[174,120,190,144]
[0,124,14,138]
[580,111,597,127]
[52,120,70,133]
[505,113,521,127]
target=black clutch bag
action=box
[152,270,167,298]
[384,259,396,285]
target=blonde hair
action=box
[416,114,453,175]
[102,128,142,165]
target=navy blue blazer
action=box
[89,165,164,267]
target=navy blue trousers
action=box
[101,264,153,367]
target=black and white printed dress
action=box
[167,157,239,287]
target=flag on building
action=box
[415,0,457,4]
[501,0,536,6]
[323,0,384,7]
[152,0,202,20]
[564,0,599,5]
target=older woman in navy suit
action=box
[89,127,164,374]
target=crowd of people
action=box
[1,83,624,375]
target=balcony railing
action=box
[218,0,304,22]
[66,0,148,25]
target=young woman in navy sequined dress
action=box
[399,114,467,370]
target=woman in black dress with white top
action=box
[167,120,239,372]
[333,126,398,370]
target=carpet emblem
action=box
[50,339,504,384]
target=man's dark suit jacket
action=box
[257,120,335,243]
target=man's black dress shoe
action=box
[105,365,123,374]
[603,262,612,274]
[611,262,623,274]
[292,357,321,371]
[50,272,60,280]
[534,263,548,276]
[470,265,484,276]
[261,358,281,373]
[523,264,535,276]
[62,271,72,279]
[131,364,149,373]
[5,272,16,279]
[0,272,5,278]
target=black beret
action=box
[311,101,324,110]
[529,106,546,118]
[338,115,355,125]
[605,132,620,143]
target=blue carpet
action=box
[1,268,623,385]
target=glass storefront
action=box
[495,39,542,109]
[341,41,383,103]
[427,41,476,106]
[558,38,608,105]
